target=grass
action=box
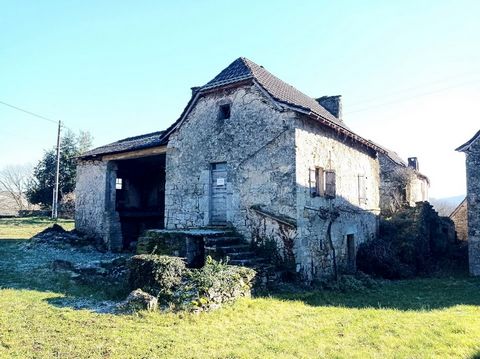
[0,216,74,239]
[1,217,480,358]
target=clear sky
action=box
[1,1,479,198]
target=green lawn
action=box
[0,216,74,239]
[1,218,480,358]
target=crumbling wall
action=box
[466,141,480,275]
[164,84,297,239]
[379,154,429,216]
[294,118,380,280]
[248,207,297,272]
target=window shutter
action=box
[325,170,336,198]
[315,167,325,197]
[309,168,317,197]
[358,175,367,205]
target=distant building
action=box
[374,145,429,216]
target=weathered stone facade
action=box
[75,160,122,251]
[164,85,297,234]
[294,118,380,278]
[450,198,468,241]
[164,84,380,280]
[457,130,480,275]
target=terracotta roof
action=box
[456,130,480,152]
[202,57,346,129]
[83,57,384,159]
[80,131,166,159]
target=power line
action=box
[345,79,480,115]
[347,70,479,109]
[0,100,58,124]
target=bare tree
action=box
[0,164,33,211]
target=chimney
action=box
[316,95,342,120]
[408,157,419,171]
[191,86,201,96]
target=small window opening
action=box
[115,178,123,190]
[218,104,231,120]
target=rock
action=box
[118,289,158,312]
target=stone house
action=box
[456,130,480,275]
[375,145,430,216]
[76,57,423,279]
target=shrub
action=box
[127,255,186,299]
[356,238,415,279]
[175,256,256,312]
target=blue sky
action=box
[1,1,479,198]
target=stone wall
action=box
[75,160,122,251]
[450,199,468,241]
[294,118,380,279]
[379,154,429,216]
[466,141,480,275]
[164,84,297,240]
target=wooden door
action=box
[210,162,227,225]
[347,234,355,272]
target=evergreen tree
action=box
[26,130,93,207]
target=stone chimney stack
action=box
[408,157,419,171]
[316,95,342,120]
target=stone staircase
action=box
[204,231,280,287]
[204,233,262,266]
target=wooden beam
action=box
[102,146,167,161]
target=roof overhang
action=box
[456,130,480,152]
[80,145,167,162]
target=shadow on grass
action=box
[2,238,480,314]
[261,275,480,311]
[0,240,128,313]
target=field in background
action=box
[0,216,74,239]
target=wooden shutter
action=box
[325,170,336,198]
[358,175,367,205]
[309,168,316,197]
[315,167,325,197]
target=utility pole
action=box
[51,120,61,219]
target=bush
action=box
[127,255,186,299]
[174,257,256,312]
[356,238,414,279]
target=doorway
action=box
[210,162,227,225]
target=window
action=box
[325,170,336,198]
[115,178,123,190]
[358,175,367,206]
[309,167,332,198]
[218,104,231,120]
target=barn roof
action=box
[80,130,166,159]
[202,57,346,128]
[81,57,384,159]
